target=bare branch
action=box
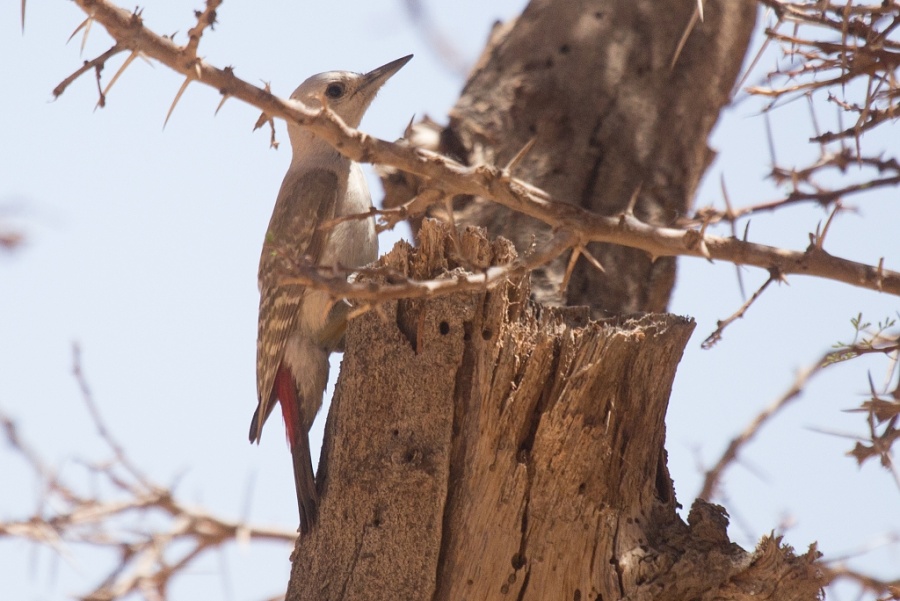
[53,43,125,99]
[0,397,295,600]
[699,353,828,501]
[280,225,578,303]
[184,0,220,59]
[700,320,900,500]
[701,269,782,349]
[59,0,900,299]
[750,2,900,146]
[99,49,141,108]
[689,151,900,227]
[824,564,900,600]
[72,343,155,491]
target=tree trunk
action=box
[286,1,824,599]
[382,0,758,316]
[287,221,822,600]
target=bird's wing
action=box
[252,168,341,443]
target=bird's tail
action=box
[272,364,319,533]
[291,431,319,534]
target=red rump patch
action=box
[274,365,300,448]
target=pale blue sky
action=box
[2,2,898,599]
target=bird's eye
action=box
[325,83,345,99]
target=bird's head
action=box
[289,55,412,130]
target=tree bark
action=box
[382,0,757,316]
[286,1,824,599]
[287,221,823,600]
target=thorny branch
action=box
[691,1,900,232]
[824,564,900,601]
[700,318,900,500]
[697,320,900,598]
[184,0,219,59]
[701,268,784,349]
[0,345,295,601]
[51,42,125,103]
[688,150,900,226]
[279,226,577,303]
[50,0,900,300]
[752,2,900,128]
[14,1,900,597]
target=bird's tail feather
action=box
[292,433,319,534]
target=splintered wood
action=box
[288,220,823,601]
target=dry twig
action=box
[0,345,295,601]
[700,321,900,500]
[53,0,900,301]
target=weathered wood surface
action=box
[380,0,757,316]
[287,221,823,601]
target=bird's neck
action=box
[287,126,351,171]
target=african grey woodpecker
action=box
[250,55,412,533]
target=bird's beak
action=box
[359,54,413,94]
